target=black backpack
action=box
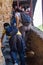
[21,12,32,26]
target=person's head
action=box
[3,23,18,36]
[15,7,23,12]
[12,1,15,10]
[4,23,10,30]
[12,1,17,11]
[3,23,12,35]
[19,5,24,11]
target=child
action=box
[3,23,26,65]
[1,23,14,65]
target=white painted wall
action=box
[33,0,42,27]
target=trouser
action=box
[10,35,26,65]
[11,51,25,65]
[1,47,13,65]
[18,51,25,65]
[16,35,26,65]
[1,34,14,65]
[11,51,19,64]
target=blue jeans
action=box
[11,51,19,64]
[18,51,25,65]
[16,35,26,65]
[1,34,13,65]
[11,51,25,65]
[10,35,26,65]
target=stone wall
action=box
[0,0,13,38]
[0,0,13,22]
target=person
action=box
[15,8,22,28]
[9,31,26,65]
[8,24,26,65]
[14,8,34,59]
[11,2,31,39]
[10,7,26,65]
[15,8,32,40]
[2,23,26,65]
[1,23,14,65]
[10,6,25,38]
[14,8,25,39]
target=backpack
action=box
[21,12,32,26]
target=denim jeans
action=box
[18,50,25,65]
[16,35,26,65]
[10,35,26,65]
[1,34,13,65]
[11,51,25,65]
[11,51,19,64]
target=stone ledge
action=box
[30,26,43,39]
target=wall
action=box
[0,0,13,38]
[0,0,13,22]
[26,26,43,65]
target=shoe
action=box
[14,63,18,65]
[29,51,35,55]
[26,50,35,57]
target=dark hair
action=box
[15,8,23,12]
[3,23,11,36]
[12,1,17,9]
[4,23,10,29]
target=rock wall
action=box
[0,0,13,22]
[0,0,13,38]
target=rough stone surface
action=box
[0,0,13,38]
[0,0,13,22]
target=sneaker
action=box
[14,63,18,65]
[29,51,35,55]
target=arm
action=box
[15,14,20,28]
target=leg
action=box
[19,52,25,65]
[1,47,13,65]
[16,35,26,65]
[11,51,19,65]
[9,35,19,65]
